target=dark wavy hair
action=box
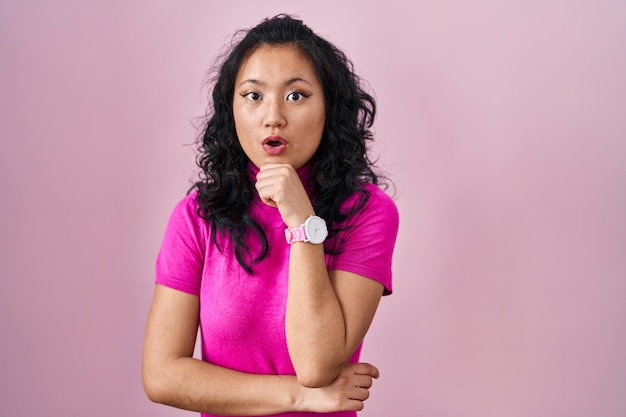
[192,14,384,273]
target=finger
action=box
[353,374,374,389]
[348,386,370,402]
[255,166,292,192]
[344,399,366,412]
[260,197,277,208]
[259,162,292,171]
[352,362,380,379]
[257,163,293,179]
[254,181,275,205]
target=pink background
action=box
[1,1,625,416]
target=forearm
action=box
[256,163,378,387]
[143,356,304,416]
[285,242,349,387]
[143,284,366,415]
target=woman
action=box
[142,14,399,416]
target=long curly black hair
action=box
[192,14,384,273]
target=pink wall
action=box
[1,1,625,416]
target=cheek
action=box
[311,119,325,146]
[233,111,252,139]
[302,105,325,131]
[313,106,326,134]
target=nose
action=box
[263,98,286,128]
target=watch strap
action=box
[285,224,307,244]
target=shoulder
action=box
[364,183,397,210]
[156,192,206,295]
[344,183,399,224]
[164,191,208,241]
[169,191,201,222]
[175,191,200,211]
[327,183,399,294]
[332,182,399,243]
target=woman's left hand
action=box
[255,163,315,228]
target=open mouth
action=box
[262,136,287,146]
[262,136,287,155]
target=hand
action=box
[255,163,315,227]
[297,362,380,413]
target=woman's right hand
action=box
[298,362,380,413]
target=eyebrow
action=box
[237,77,314,88]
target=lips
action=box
[262,135,287,155]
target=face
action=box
[233,44,326,169]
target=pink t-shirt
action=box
[155,168,399,417]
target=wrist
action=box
[284,212,314,229]
[285,215,328,245]
[289,380,310,412]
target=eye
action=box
[286,91,308,102]
[242,92,261,101]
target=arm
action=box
[142,284,379,415]
[255,164,386,387]
[287,254,384,387]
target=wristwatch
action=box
[285,215,328,244]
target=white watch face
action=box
[305,216,328,244]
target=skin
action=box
[233,44,326,174]
[142,44,384,415]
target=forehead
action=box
[236,44,319,83]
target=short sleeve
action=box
[327,184,399,295]
[155,193,207,296]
